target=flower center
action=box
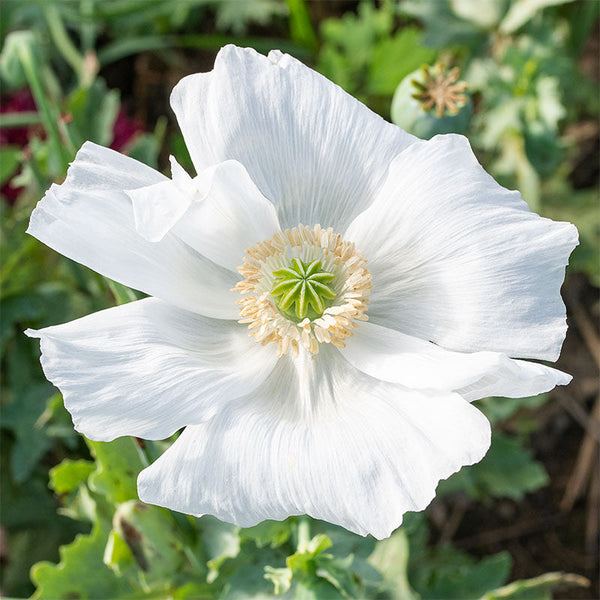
[234,224,372,357]
[271,258,336,321]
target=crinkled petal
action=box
[127,156,197,243]
[170,45,416,232]
[26,298,278,442]
[341,321,571,402]
[127,159,281,272]
[138,346,490,539]
[172,161,281,272]
[345,134,578,361]
[27,142,239,319]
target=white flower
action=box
[27,45,578,540]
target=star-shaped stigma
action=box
[412,63,468,118]
[271,258,336,321]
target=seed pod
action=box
[391,63,472,139]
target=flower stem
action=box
[297,516,310,552]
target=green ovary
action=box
[271,258,336,321]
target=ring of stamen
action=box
[233,224,372,357]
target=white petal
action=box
[170,45,416,232]
[127,156,195,243]
[26,298,278,442]
[172,160,281,272]
[341,321,571,402]
[127,159,281,272]
[138,346,490,539]
[345,134,578,361]
[28,142,239,320]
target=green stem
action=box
[17,42,72,170]
[297,516,310,552]
[285,0,318,53]
[43,4,84,79]
[0,111,42,128]
[482,572,590,599]
[79,0,97,53]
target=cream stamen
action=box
[233,224,372,357]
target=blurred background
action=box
[0,1,598,598]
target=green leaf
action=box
[106,278,139,305]
[0,449,58,529]
[287,534,332,572]
[318,1,393,98]
[0,30,44,88]
[0,145,21,185]
[399,0,488,48]
[543,187,600,285]
[285,0,318,51]
[500,0,575,33]
[477,394,549,426]
[241,519,292,548]
[200,516,241,582]
[65,78,120,149]
[438,432,549,501]
[49,459,95,494]
[103,529,134,575]
[315,554,358,599]
[31,524,132,600]
[368,27,436,96]
[218,540,282,598]
[450,0,509,28]
[111,500,186,580]
[215,0,288,35]
[86,437,146,504]
[410,547,512,599]
[1,383,54,483]
[368,528,418,599]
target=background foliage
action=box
[0,0,598,598]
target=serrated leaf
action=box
[215,0,288,34]
[368,27,436,96]
[31,524,132,599]
[86,437,146,504]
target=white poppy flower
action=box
[26,45,578,539]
